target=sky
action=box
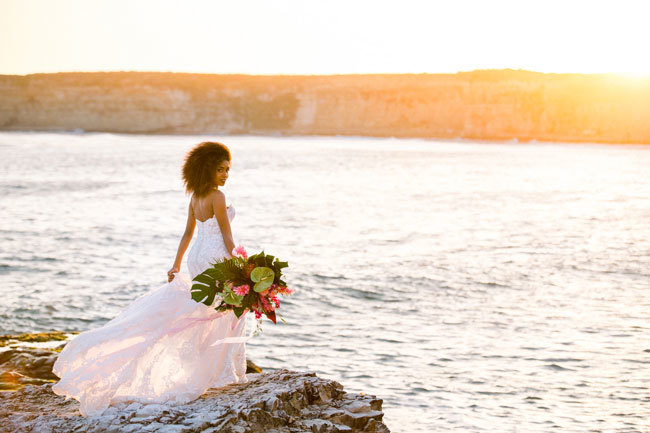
[2,0,650,76]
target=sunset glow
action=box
[2,0,650,76]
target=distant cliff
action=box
[1,70,649,144]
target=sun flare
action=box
[614,71,650,80]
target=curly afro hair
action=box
[182,141,231,197]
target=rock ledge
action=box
[0,368,390,433]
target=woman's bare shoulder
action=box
[208,189,226,205]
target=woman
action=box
[52,141,250,417]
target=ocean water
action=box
[1,131,649,432]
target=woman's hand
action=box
[167,266,180,282]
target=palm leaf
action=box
[191,280,217,306]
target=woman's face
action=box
[214,160,231,187]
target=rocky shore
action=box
[0,332,390,433]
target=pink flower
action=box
[254,310,262,319]
[233,245,248,259]
[234,284,249,296]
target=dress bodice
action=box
[187,205,235,279]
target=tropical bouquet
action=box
[190,245,293,327]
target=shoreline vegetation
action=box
[1,69,649,145]
[0,332,390,432]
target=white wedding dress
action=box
[52,205,250,417]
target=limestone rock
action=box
[0,369,390,433]
[0,334,388,431]
[1,71,650,145]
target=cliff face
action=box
[1,70,649,144]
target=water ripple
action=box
[1,132,649,433]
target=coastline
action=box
[2,128,650,148]
[2,70,650,146]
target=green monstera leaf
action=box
[191,273,217,306]
[250,266,275,292]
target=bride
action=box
[52,141,251,417]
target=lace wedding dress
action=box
[52,205,250,417]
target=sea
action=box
[1,131,649,432]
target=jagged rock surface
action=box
[0,369,390,433]
[0,348,59,390]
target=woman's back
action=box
[187,203,236,279]
[191,191,219,222]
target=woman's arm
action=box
[167,201,197,282]
[212,190,235,259]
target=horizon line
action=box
[3,68,649,78]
